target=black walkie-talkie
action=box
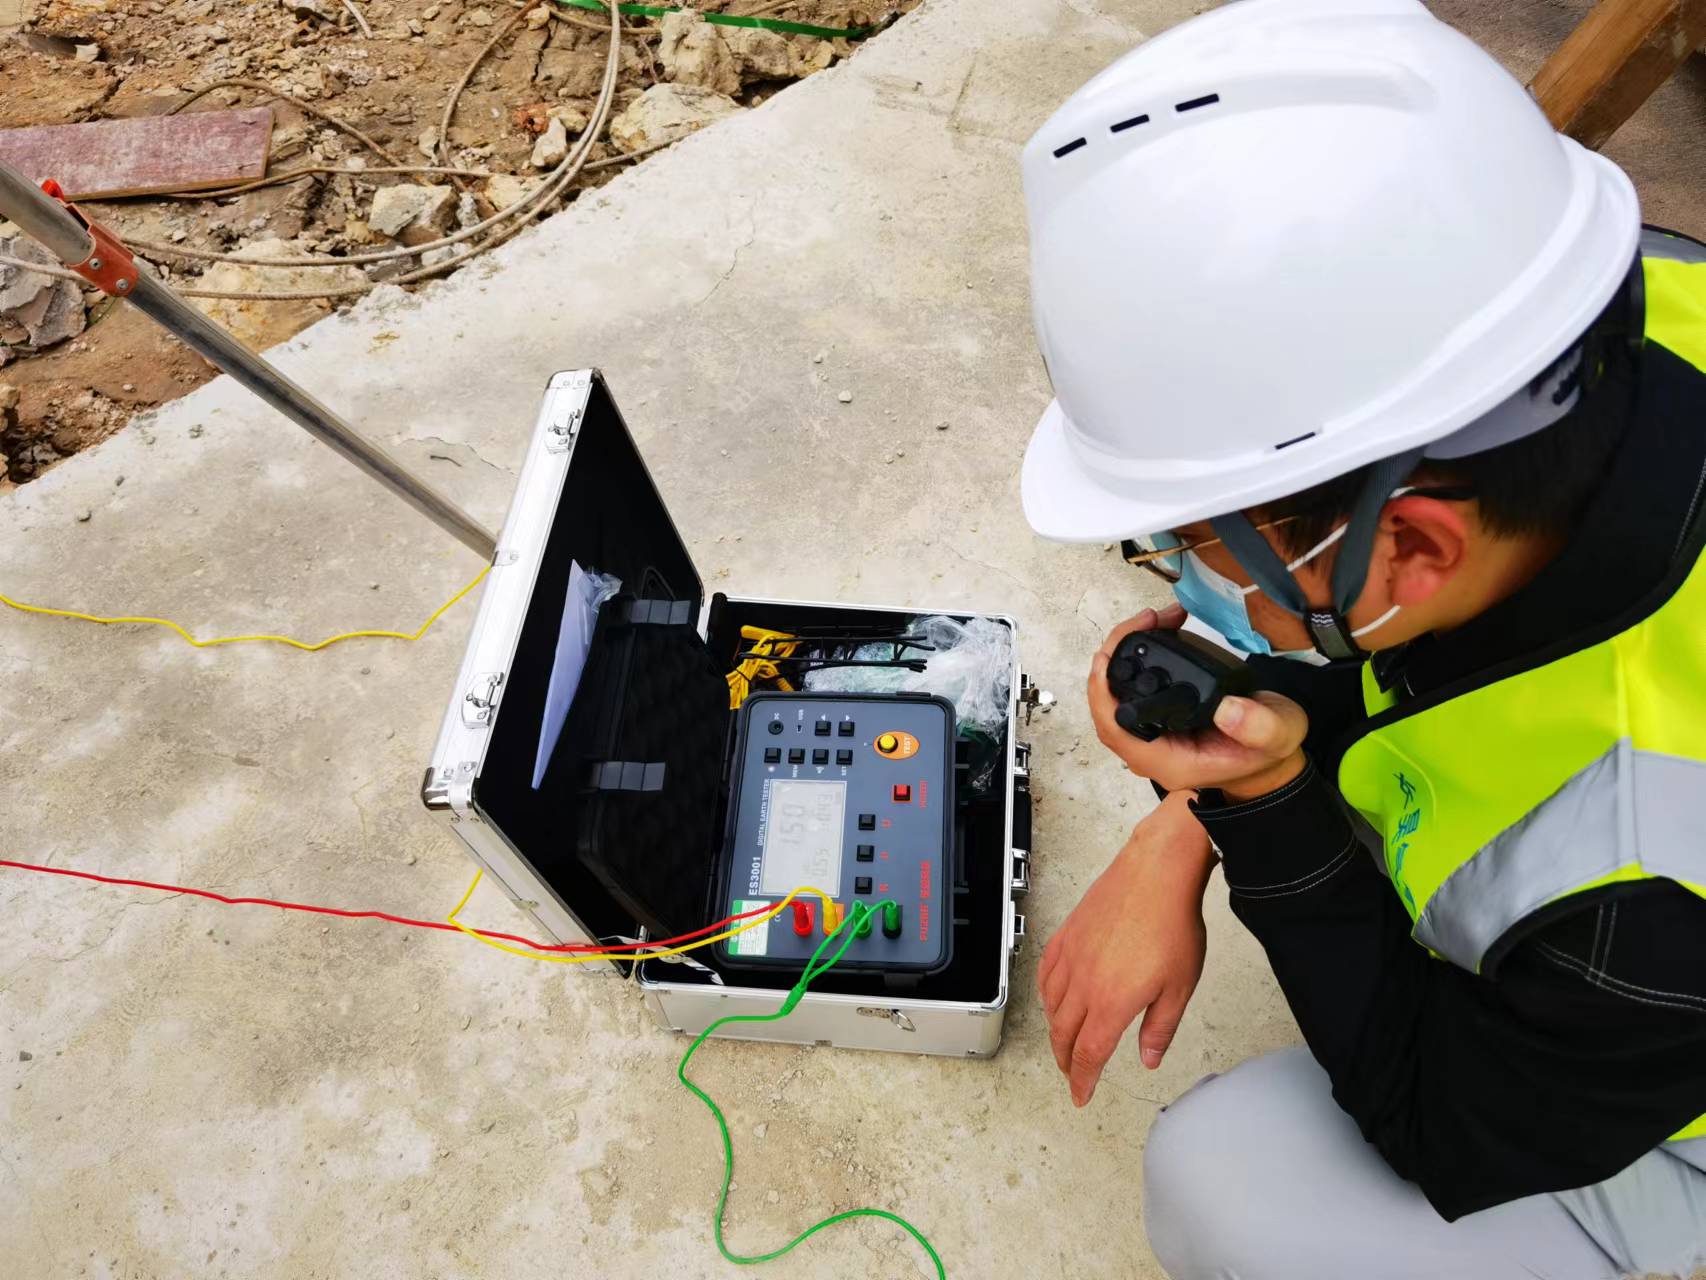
[1106,629,1256,741]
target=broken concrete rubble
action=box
[0,236,86,361]
[190,236,364,350]
[609,83,741,155]
[530,115,567,170]
[658,12,741,98]
[368,184,455,246]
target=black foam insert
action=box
[474,376,720,947]
[568,602,729,938]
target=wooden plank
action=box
[0,107,273,200]
[1529,0,1706,149]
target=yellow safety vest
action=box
[1338,232,1706,1141]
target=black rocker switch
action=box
[812,749,829,765]
[856,843,874,861]
[788,748,805,764]
[858,813,876,830]
[854,876,873,895]
[836,749,853,766]
[763,748,780,764]
[838,721,855,737]
[815,720,832,736]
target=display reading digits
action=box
[759,780,846,895]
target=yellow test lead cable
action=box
[0,565,490,653]
[445,869,835,965]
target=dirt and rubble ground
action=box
[0,0,911,487]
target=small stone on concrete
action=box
[75,509,91,522]
[837,390,852,404]
[18,1050,31,1061]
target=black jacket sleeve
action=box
[1193,763,1706,1220]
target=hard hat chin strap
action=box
[1209,449,1425,662]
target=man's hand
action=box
[1038,793,1215,1107]
[1089,607,1309,801]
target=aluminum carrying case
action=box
[422,370,1038,1057]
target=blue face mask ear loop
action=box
[1210,449,1424,662]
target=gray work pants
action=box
[1143,1048,1706,1279]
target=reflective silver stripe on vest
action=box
[1415,739,1706,972]
[1643,227,1706,265]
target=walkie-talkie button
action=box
[814,720,832,736]
[856,844,874,861]
[858,813,875,830]
[763,748,780,764]
[768,720,784,735]
[836,750,853,766]
[812,749,829,765]
[854,876,872,895]
[788,748,805,764]
[839,721,855,737]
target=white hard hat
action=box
[1020,0,1640,543]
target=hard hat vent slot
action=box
[1175,93,1220,113]
[1275,431,1317,451]
[1052,137,1088,159]
[1109,113,1150,134]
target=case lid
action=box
[427,369,710,953]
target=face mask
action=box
[1170,525,1402,662]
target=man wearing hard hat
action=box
[1023,2,1706,1276]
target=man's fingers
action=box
[1039,955,1070,1019]
[1048,994,1089,1077]
[1068,1017,1124,1107]
[1137,984,1191,1070]
[1037,939,1059,993]
[1211,691,1308,756]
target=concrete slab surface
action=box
[3,3,1702,1278]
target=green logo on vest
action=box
[1392,773,1421,915]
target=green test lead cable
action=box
[554,0,887,41]
[676,899,948,1278]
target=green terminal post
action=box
[854,904,873,939]
[882,901,902,939]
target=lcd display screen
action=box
[759,779,847,896]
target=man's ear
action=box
[1379,495,1470,607]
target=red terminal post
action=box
[791,900,814,937]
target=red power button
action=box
[892,784,911,803]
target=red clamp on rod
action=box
[38,178,141,297]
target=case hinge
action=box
[1010,847,1031,897]
[462,671,504,726]
[545,398,583,453]
[1018,675,1056,725]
